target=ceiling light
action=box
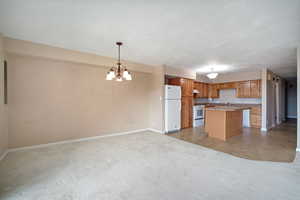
[206,72,218,79]
[197,64,230,73]
[106,42,132,81]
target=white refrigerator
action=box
[164,85,181,133]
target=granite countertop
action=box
[205,106,251,111]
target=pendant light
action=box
[106,42,132,81]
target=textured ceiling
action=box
[0,0,299,77]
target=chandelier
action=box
[106,42,132,81]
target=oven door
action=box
[193,106,204,119]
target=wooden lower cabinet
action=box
[250,106,261,128]
[181,97,193,128]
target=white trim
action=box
[0,150,8,161]
[287,115,297,119]
[147,128,165,134]
[296,148,300,152]
[8,129,148,153]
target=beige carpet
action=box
[0,131,300,200]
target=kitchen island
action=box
[204,106,250,141]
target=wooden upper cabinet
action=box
[181,78,194,97]
[193,82,201,98]
[236,81,251,98]
[250,80,261,98]
[203,83,209,98]
[194,82,209,98]
[168,77,193,97]
[209,84,220,98]
[236,80,261,98]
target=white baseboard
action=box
[8,128,148,153]
[147,128,165,134]
[0,150,8,161]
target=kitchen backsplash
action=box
[195,89,261,104]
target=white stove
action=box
[193,105,205,127]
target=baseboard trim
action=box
[0,150,8,161]
[8,128,148,153]
[147,128,165,134]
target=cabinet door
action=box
[181,79,194,97]
[188,97,193,127]
[209,84,220,98]
[250,80,261,98]
[199,82,205,98]
[237,81,251,98]
[225,82,236,89]
[194,82,209,98]
[187,79,194,97]
[193,82,198,97]
[194,82,201,98]
[181,97,193,128]
[203,83,209,97]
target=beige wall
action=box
[149,66,165,132]
[4,37,154,74]
[7,53,155,148]
[0,34,8,156]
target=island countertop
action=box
[205,107,244,141]
[205,106,251,111]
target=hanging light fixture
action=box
[106,42,132,81]
[206,67,218,79]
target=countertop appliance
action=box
[193,105,205,127]
[164,85,181,133]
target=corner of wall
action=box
[148,65,165,133]
[0,33,9,160]
[261,68,268,131]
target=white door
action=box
[165,85,181,99]
[165,99,181,132]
